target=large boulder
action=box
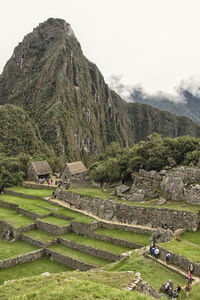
[160,175,184,201]
[184,184,200,204]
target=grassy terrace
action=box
[0,206,34,228]
[5,186,53,198]
[0,271,154,300]
[106,251,186,290]
[0,194,52,215]
[95,228,150,246]
[60,232,131,255]
[24,230,57,242]
[53,206,94,224]
[0,193,94,223]
[0,239,38,260]
[48,243,110,267]
[68,185,200,212]
[39,216,71,226]
[0,257,72,285]
[160,239,200,264]
[181,230,200,246]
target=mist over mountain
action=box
[109,75,200,124]
[0,18,200,162]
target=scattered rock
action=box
[116,184,130,196]
[157,197,167,206]
[41,272,50,276]
[135,272,141,277]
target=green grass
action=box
[105,251,186,290]
[68,186,115,200]
[48,243,110,267]
[181,230,200,246]
[40,216,71,226]
[0,206,34,228]
[0,257,72,285]
[53,206,94,224]
[0,271,154,300]
[160,239,200,264]
[24,230,57,242]
[118,198,200,212]
[0,194,53,215]
[60,232,131,255]
[5,186,53,198]
[95,227,150,246]
[0,239,38,260]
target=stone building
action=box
[61,161,87,182]
[27,160,52,181]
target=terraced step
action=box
[0,239,39,261]
[47,243,111,268]
[0,206,35,228]
[22,229,57,247]
[5,186,53,198]
[90,227,150,248]
[0,194,52,218]
[51,206,94,224]
[36,216,71,235]
[58,232,131,261]
[0,257,72,285]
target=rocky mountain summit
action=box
[1,18,200,161]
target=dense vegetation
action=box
[89,134,200,182]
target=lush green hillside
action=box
[0,104,48,156]
[1,18,200,162]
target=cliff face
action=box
[1,18,200,160]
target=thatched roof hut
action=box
[27,160,52,181]
[61,161,87,181]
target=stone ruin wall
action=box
[57,190,200,231]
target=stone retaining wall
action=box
[71,220,99,235]
[58,238,120,262]
[0,221,36,239]
[86,231,141,249]
[0,200,18,210]
[158,246,200,276]
[23,182,56,190]
[44,249,95,271]
[57,191,200,231]
[21,233,56,248]
[0,249,44,269]
[36,219,71,235]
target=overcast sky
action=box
[1,0,200,94]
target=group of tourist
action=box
[150,242,160,259]
[161,223,175,233]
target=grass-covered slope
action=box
[0,104,49,157]
[0,271,155,300]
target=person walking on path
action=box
[189,263,194,274]
[155,248,160,259]
[151,246,156,257]
[187,272,192,285]
[166,253,171,264]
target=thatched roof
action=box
[29,160,52,175]
[66,161,87,175]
